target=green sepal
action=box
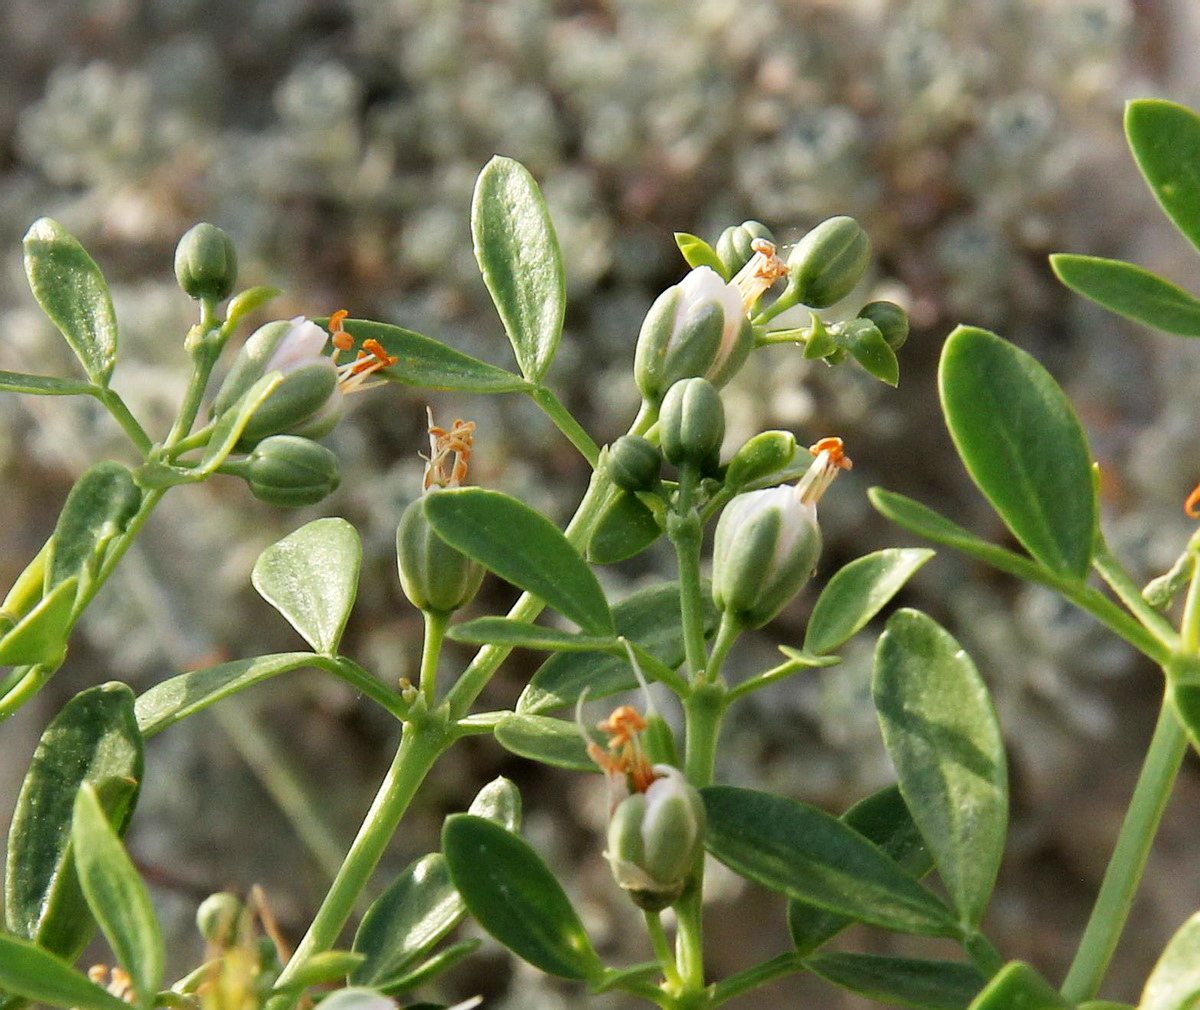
[674,232,727,276]
[23,218,119,386]
[844,317,899,386]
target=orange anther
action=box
[808,436,853,471]
[329,309,354,352]
[1186,480,1200,519]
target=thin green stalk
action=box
[309,656,409,721]
[1092,540,1179,650]
[529,386,602,468]
[94,387,153,455]
[709,952,802,1007]
[644,911,683,990]
[703,612,740,685]
[1060,695,1188,1002]
[964,931,1005,979]
[419,610,449,706]
[266,724,448,1007]
[673,885,706,996]
[670,465,707,683]
[164,338,219,449]
[211,703,346,883]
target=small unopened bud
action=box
[175,223,238,302]
[712,438,850,628]
[605,766,705,912]
[607,436,662,493]
[724,430,798,491]
[244,435,340,507]
[787,216,871,308]
[715,220,776,278]
[659,377,725,473]
[857,300,909,351]
[196,892,243,947]
[634,267,753,404]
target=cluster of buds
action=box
[712,437,852,629]
[395,410,485,615]
[587,706,705,912]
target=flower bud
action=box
[634,267,753,404]
[244,435,340,507]
[857,300,909,351]
[715,220,776,278]
[659,377,725,473]
[787,216,871,308]
[396,496,485,615]
[724,430,798,491]
[175,223,238,302]
[212,317,341,448]
[606,435,662,493]
[712,438,850,629]
[196,892,243,947]
[605,766,705,912]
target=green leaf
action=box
[225,286,282,327]
[373,939,481,997]
[448,618,617,652]
[313,988,395,1010]
[71,784,163,1007]
[775,646,841,669]
[337,320,531,393]
[1050,254,1200,336]
[6,683,142,960]
[967,962,1071,1010]
[1140,910,1200,1010]
[702,786,957,937]
[441,814,603,980]
[805,548,934,655]
[1125,100,1200,256]
[0,372,95,396]
[494,714,597,772]
[939,325,1096,579]
[471,156,566,382]
[46,462,141,594]
[0,933,133,1010]
[674,233,727,276]
[23,219,118,386]
[353,779,519,989]
[0,577,77,667]
[199,372,282,472]
[845,319,900,386]
[251,518,361,655]
[518,581,715,714]
[270,951,365,993]
[424,488,612,635]
[788,784,933,956]
[874,610,1007,928]
[586,491,662,564]
[806,953,985,1010]
[870,489,1009,559]
[134,653,317,737]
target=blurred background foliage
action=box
[3,0,1200,1006]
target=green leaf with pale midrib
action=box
[938,325,1095,579]
[1051,254,1200,336]
[703,785,957,937]
[0,933,133,1010]
[806,952,984,1010]
[494,714,597,771]
[874,609,1007,929]
[448,618,617,652]
[424,488,612,636]
[471,157,565,382]
[0,372,95,396]
[1126,100,1200,256]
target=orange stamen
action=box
[1186,480,1200,519]
[423,410,477,489]
[808,436,853,471]
[329,309,353,354]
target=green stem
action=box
[709,952,802,1006]
[529,386,602,468]
[164,337,219,449]
[94,388,153,455]
[1060,695,1188,1002]
[963,931,1005,979]
[266,725,448,1006]
[309,656,409,721]
[752,287,800,326]
[164,422,217,458]
[644,911,683,990]
[703,612,740,685]
[670,465,707,683]
[419,610,449,706]
[1092,540,1179,651]
[674,885,706,997]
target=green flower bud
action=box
[606,435,662,493]
[724,430,798,491]
[634,267,753,404]
[244,435,340,507]
[196,892,243,947]
[712,438,848,629]
[659,377,725,473]
[787,216,871,308]
[175,223,238,302]
[857,300,909,351]
[715,220,775,278]
[396,495,485,614]
[605,766,705,912]
[212,317,342,448]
